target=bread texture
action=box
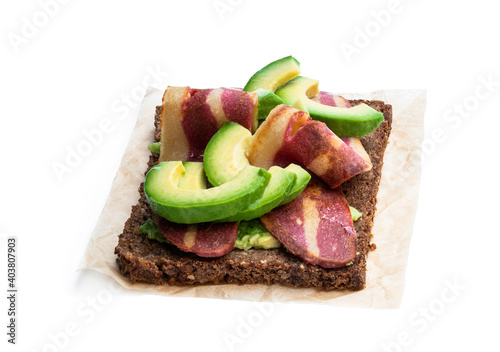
[115,100,392,291]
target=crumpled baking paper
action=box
[78,87,426,308]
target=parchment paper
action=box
[78,87,426,308]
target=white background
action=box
[1,0,499,351]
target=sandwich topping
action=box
[159,87,258,162]
[260,179,357,268]
[143,56,381,269]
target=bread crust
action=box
[115,100,392,291]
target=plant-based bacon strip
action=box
[160,87,258,162]
[311,91,351,108]
[341,137,372,169]
[220,89,259,131]
[260,178,357,268]
[152,214,238,258]
[312,92,372,170]
[159,87,191,162]
[247,105,370,188]
[283,120,372,188]
[182,89,219,161]
[247,105,310,170]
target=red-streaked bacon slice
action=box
[220,89,259,131]
[152,214,238,258]
[260,179,356,268]
[283,120,372,188]
[248,105,370,188]
[341,137,372,170]
[311,91,351,108]
[247,105,310,170]
[160,87,191,162]
[160,87,258,162]
[184,88,258,160]
[312,92,372,170]
[182,89,219,161]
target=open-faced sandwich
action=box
[115,56,392,291]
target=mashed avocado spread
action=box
[140,219,169,243]
[148,142,161,154]
[235,219,281,250]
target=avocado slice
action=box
[279,164,311,205]
[178,162,207,190]
[204,123,306,221]
[255,89,284,120]
[243,56,301,93]
[204,122,252,186]
[145,161,270,224]
[276,76,384,137]
[218,166,297,222]
[291,98,310,114]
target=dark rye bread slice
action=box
[115,100,392,291]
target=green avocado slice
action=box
[279,164,311,205]
[291,98,310,114]
[276,76,384,137]
[218,166,297,222]
[204,122,251,186]
[145,161,271,224]
[243,56,301,93]
[255,89,285,120]
[178,162,207,190]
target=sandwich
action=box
[114,56,392,291]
